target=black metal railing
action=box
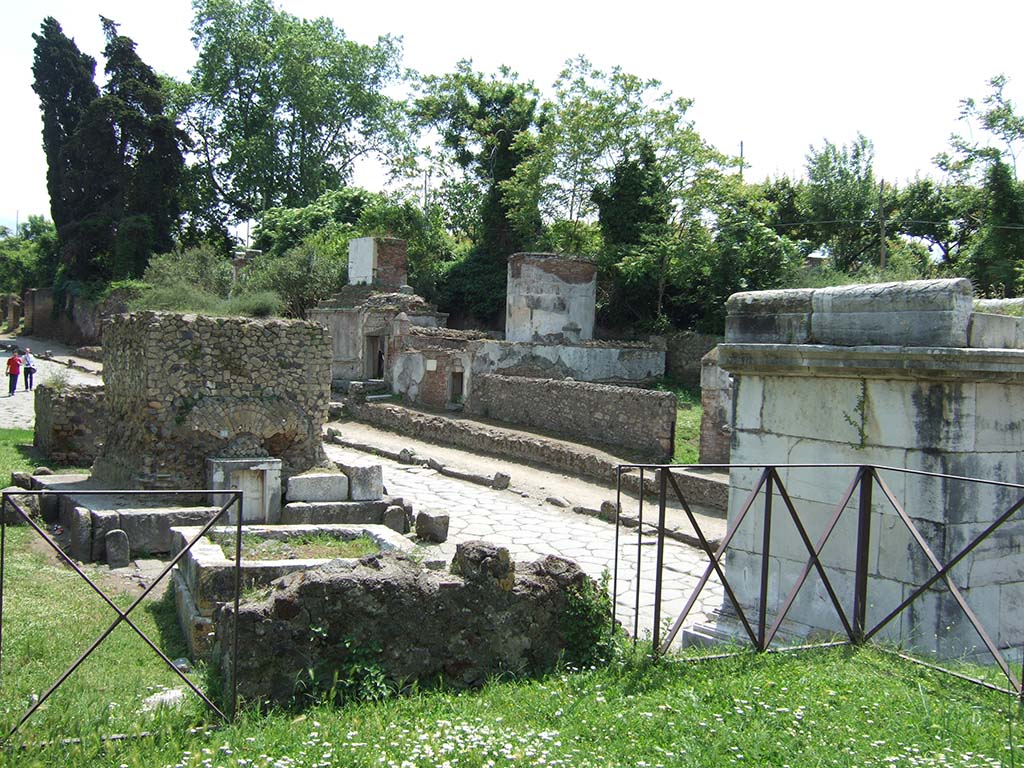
[0,488,245,744]
[614,463,1024,696]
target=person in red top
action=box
[5,352,21,397]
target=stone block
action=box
[118,507,221,555]
[969,312,1024,350]
[416,511,450,543]
[90,509,120,561]
[1,488,37,524]
[280,499,391,525]
[336,459,384,501]
[810,279,972,347]
[106,529,131,568]
[725,288,813,344]
[69,505,92,562]
[451,541,514,590]
[491,472,511,490]
[384,504,410,534]
[864,379,975,452]
[761,376,866,443]
[974,382,1024,451]
[286,472,349,503]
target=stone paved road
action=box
[0,352,100,429]
[325,444,724,645]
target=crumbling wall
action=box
[698,347,731,464]
[33,383,107,466]
[92,312,331,490]
[467,374,675,459]
[505,254,596,343]
[471,339,664,384]
[665,331,722,389]
[219,543,595,706]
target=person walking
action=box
[5,351,21,397]
[22,347,35,391]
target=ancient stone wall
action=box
[665,331,722,389]
[219,543,596,706]
[466,374,675,459]
[698,347,731,464]
[92,312,331,490]
[22,288,130,346]
[33,384,107,466]
[506,254,597,343]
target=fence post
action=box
[652,467,668,656]
[852,467,873,643]
[757,470,775,651]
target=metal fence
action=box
[0,488,245,744]
[614,463,1024,697]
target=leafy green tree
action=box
[178,0,409,226]
[970,161,1024,295]
[897,177,980,264]
[937,74,1024,182]
[801,133,882,271]
[32,16,185,282]
[0,217,59,294]
[416,62,543,324]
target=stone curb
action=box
[571,504,722,551]
[325,431,510,491]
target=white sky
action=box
[2,0,1022,231]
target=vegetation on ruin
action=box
[210,532,380,561]
[13,0,1024,334]
[0,428,1020,766]
[655,381,702,465]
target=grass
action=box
[211,532,380,561]
[1,425,1022,767]
[654,381,702,465]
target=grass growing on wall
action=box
[654,382,703,464]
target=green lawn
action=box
[1,428,1020,767]
[655,382,702,465]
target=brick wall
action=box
[466,374,675,460]
[698,347,732,464]
[375,238,408,290]
[33,383,107,466]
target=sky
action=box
[2,0,1023,232]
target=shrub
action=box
[224,290,284,318]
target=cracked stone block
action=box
[337,460,383,501]
[384,504,410,534]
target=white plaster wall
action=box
[505,259,596,343]
[470,341,663,383]
[348,237,376,285]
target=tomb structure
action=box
[715,278,1024,658]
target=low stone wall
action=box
[665,331,722,389]
[219,542,596,706]
[33,384,107,466]
[466,374,675,460]
[472,339,664,384]
[92,312,332,490]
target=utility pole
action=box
[739,141,745,181]
[878,180,887,270]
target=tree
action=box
[970,161,1024,295]
[801,134,881,271]
[897,177,980,264]
[32,16,185,282]
[178,0,410,226]
[937,74,1024,182]
[416,62,543,324]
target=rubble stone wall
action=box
[92,312,331,490]
[665,331,722,389]
[220,543,595,706]
[33,383,107,466]
[466,374,675,459]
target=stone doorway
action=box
[365,335,385,379]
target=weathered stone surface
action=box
[90,510,120,561]
[33,467,54,476]
[219,548,592,706]
[465,374,676,460]
[33,384,106,465]
[280,499,394,525]
[105,529,131,568]
[383,504,410,534]
[11,472,32,489]
[545,496,570,508]
[1,487,37,524]
[286,472,349,503]
[491,471,511,490]
[92,312,331,491]
[451,541,514,590]
[335,458,383,501]
[70,505,92,561]
[415,510,449,542]
[970,312,1024,350]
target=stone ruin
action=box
[707,278,1024,659]
[220,541,599,706]
[93,311,333,492]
